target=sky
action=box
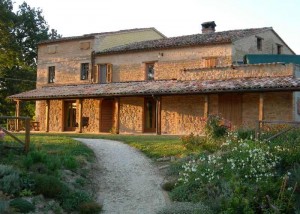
[14,0,300,54]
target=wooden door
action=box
[101,100,114,132]
[219,94,242,128]
[144,98,156,133]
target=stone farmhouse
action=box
[10,22,300,135]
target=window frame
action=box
[98,63,112,84]
[80,63,89,80]
[203,57,217,68]
[257,37,263,51]
[48,66,55,83]
[145,62,155,81]
[277,44,283,54]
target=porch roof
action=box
[9,76,300,100]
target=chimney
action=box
[201,21,216,34]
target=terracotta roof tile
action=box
[97,27,272,54]
[9,76,300,100]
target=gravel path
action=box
[74,138,168,214]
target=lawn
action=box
[28,133,191,158]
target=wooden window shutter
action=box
[93,65,98,82]
[106,64,112,83]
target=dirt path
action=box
[74,138,168,214]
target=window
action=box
[204,58,217,68]
[277,44,282,54]
[48,66,55,83]
[98,64,112,84]
[146,63,155,80]
[81,63,89,80]
[257,37,262,51]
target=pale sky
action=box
[14,0,300,54]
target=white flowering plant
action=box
[172,135,299,212]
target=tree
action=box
[0,0,61,120]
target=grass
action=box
[27,133,193,158]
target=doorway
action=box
[144,98,156,133]
[64,101,77,131]
[100,99,114,132]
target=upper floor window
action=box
[204,57,217,68]
[277,44,282,54]
[257,37,262,51]
[81,63,89,80]
[146,63,155,80]
[98,64,112,84]
[48,66,55,83]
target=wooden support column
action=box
[77,99,83,133]
[114,98,120,134]
[99,99,103,132]
[45,100,50,132]
[24,118,30,153]
[259,93,264,123]
[15,100,20,131]
[156,97,161,135]
[204,95,209,118]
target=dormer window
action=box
[257,37,263,51]
[146,63,155,81]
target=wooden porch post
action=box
[114,98,120,134]
[15,100,20,131]
[99,99,103,132]
[156,97,161,135]
[77,99,83,133]
[204,95,209,118]
[45,100,50,132]
[259,93,264,124]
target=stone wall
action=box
[37,39,93,87]
[264,92,293,121]
[81,99,100,133]
[180,63,294,81]
[95,44,232,82]
[233,30,294,63]
[36,100,46,131]
[119,97,144,133]
[161,95,206,135]
[48,100,63,132]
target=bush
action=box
[9,198,35,213]
[181,133,203,150]
[205,114,228,140]
[34,174,65,198]
[61,190,92,212]
[0,201,9,214]
[79,202,102,214]
[63,156,78,170]
[0,164,20,195]
[23,150,47,169]
[161,181,176,191]
[157,202,213,214]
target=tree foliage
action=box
[0,0,61,119]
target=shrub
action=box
[181,133,203,150]
[79,202,102,214]
[157,202,213,214]
[9,198,35,213]
[0,201,9,214]
[61,190,92,212]
[23,150,47,169]
[34,174,65,198]
[205,114,228,140]
[172,139,284,212]
[0,164,20,195]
